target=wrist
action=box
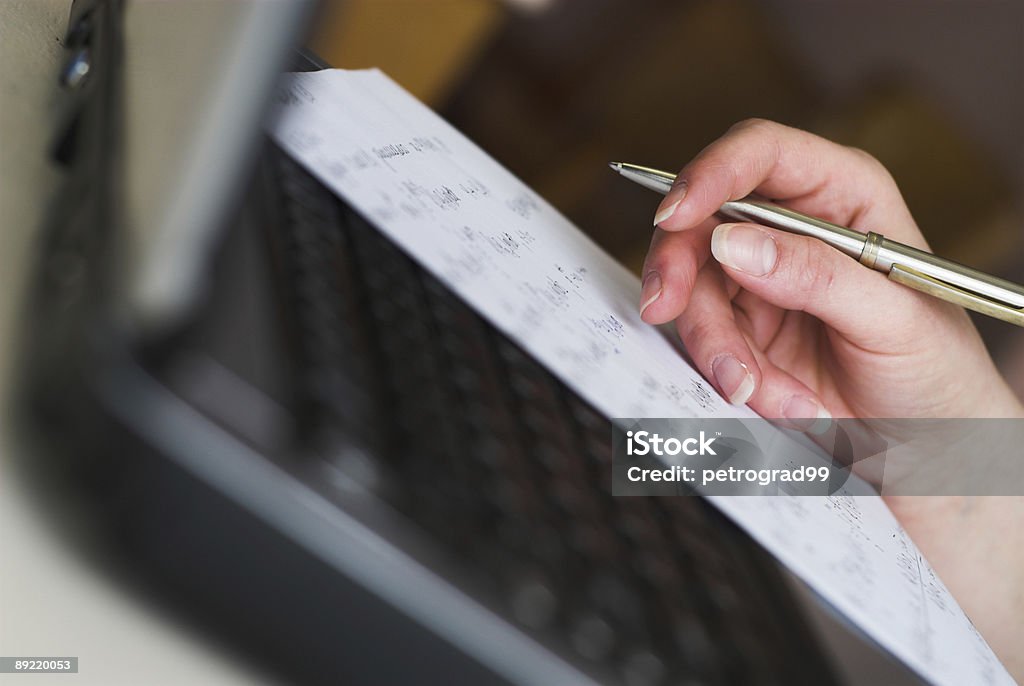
[970,380,1024,419]
[885,496,1024,679]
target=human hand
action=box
[639,119,1024,679]
[640,119,1023,425]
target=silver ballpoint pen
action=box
[610,162,1024,327]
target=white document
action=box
[270,69,1013,686]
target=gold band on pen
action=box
[859,232,885,270]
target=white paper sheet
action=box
[269,69,1014,686]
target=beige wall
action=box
[310,0,502,105]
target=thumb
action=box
[709,222,919,345]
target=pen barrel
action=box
[718,200,866,259]
[718,198,1024,312]
[875,239,1024,310]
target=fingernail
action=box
[783,396,832,435]
[711,223,778,275]
[639,271,662,319]
[712,354,755,405]
[654,181,687,226]
[654,200,680,226]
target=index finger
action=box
[654,119,917,239]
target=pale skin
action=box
[641,119,1024,679]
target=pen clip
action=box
[889,265,1024,326]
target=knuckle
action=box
[844,145,878,166]
[644,233,672,267]
[643,248,675,278]
[845,146,894,180]
[730,117,774,134]
[783,239,836,307]
[681,315,721,348]
[641,246,661,273]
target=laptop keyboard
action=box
[265,146,836,686]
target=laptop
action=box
[16,1,844,683]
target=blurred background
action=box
[310,0,1024,395]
